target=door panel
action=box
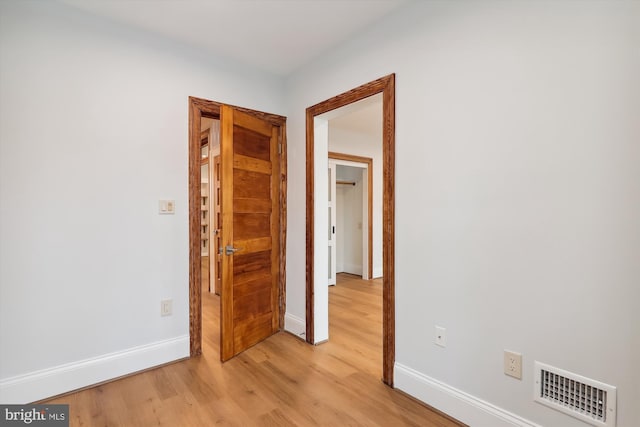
[233,312,273,351]
[220,105,280,361]
[234,214,270,239]
[233,250,271,284]
[234,169,270,198]
[234,198,271,213]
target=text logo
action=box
[1,405,68,427]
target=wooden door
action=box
[220,105,280,361]
[213,155,222,295]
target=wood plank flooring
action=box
[45,273,463,426]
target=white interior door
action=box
[328,161,337,286]
[361,168,369,280]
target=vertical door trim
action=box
[188,97,287,358]
[305,74,396,385]
[328,152,373,280]
[219,105,235,361]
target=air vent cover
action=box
[534,362,616,427]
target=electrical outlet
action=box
[434,326,446,347]
[504,350,522,379]
[161,299,172,316]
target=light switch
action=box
[159,200,175,215]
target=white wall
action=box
[0,1,284,402]
[285,1,640,426]
[312,118,330,341]
[2,2,639,424]
[329,126,383,277]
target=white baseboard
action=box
[394,363,542,427]
[343,263,363,276]
[284,312,306,340]
[0,335,189,404]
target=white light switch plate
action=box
[159,200,175,214]
[161,299,172,316]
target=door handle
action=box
[224,245,243,256]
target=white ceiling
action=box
[59,0,408,76]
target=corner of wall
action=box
[284,312,306,340]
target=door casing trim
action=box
[305,74,395,385]
[189,97,287,358]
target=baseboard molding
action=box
[284,312,305,339]
[0,335,189,404]
[394,363,542,427]
[343,263,363,276]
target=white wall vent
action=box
[534,361,617,427]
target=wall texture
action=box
[0,0,284,402]
[285,1,640,426]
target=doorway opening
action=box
[329,153,373,281]
[200,117,221,295]
[189,97,287,359]
[306,74,395,385]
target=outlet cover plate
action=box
[504,350,522,379]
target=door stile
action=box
[220,105,235,361]
[270,126,280,332]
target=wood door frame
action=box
[189,96,287,357]
[329,152,373,280]
[306,74,395,385]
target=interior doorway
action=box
[335,164,363,278]
[305,74,395,385]
[189,97,287,360]
[200,117,221,295]
[329,153,373,281]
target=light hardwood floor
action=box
[45,273,463,426]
